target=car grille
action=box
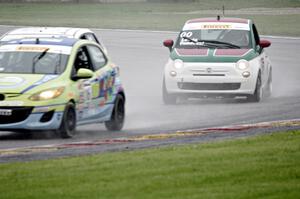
[177,82,241,90]
[0,107,33,124]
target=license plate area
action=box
[0,109,12,116]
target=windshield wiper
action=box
[182,36,240,49]
[198,40,241,49]
[32,48,49,73]
[181,36,221,48]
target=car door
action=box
[86,44,115,117]
[72,45,97,121]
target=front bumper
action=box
[0,105,64,130]
[165,62,258,96]
[166,76,256,95]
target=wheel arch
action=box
[117,91,126,103]
[69,99,76,105]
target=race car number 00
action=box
[180,32,193,38]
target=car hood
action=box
[0,74,59,94]
[170,48,258,63]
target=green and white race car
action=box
[0,37,125,138]
[163,17,272,104]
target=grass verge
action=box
[0,2,299,36]
[0,130,300,199]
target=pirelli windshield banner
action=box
[183,22,250,31]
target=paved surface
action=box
[0,26,300,157]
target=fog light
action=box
[242,71,250,78]
[40,110,55,123]
[170,71,177,77]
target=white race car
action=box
[163,17,272,104]
[0,27,107,53]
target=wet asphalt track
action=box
[0,26,300,150]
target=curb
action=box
[1,118,300,157]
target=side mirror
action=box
[259,40,271,48]
[163,39,174,52]
[72,68,93,81]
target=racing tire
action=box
[105,94,125,131]
[162,78,177,105]
[247,72,262,103]
[264,69,272,98]
[58,102,76,138]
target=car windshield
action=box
[175,29,251,49]
[0,50,68,74]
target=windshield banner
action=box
[183,22,250,31]
[0,45,72,55]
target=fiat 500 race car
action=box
[0,37,125,138]
[163,17,272,104]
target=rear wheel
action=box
[247,72,262,102]
[58,103,76,138]
[162,78,177,105]
[105,94,125,131]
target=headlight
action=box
[29,87,65,101]
[236,59,249,70]
[174,59,184,69]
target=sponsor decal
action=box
[0,76,26,88]
[21,75,58,93]
[0,45,72,55]
[202,24,232,29]
[183,22,250,31]
[0,100,24,106]
[17,46,49,52]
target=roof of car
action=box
[186,17,250,24]
[0,27,94,42]
[3,37,78,47]
[5,27,92,37]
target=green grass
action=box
[0,130,300,199]
[0,1,299,36]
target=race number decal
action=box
[180,31,193,38]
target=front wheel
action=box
[105,94,125,131]
[247,72,262,103]
[58,102,76,138]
